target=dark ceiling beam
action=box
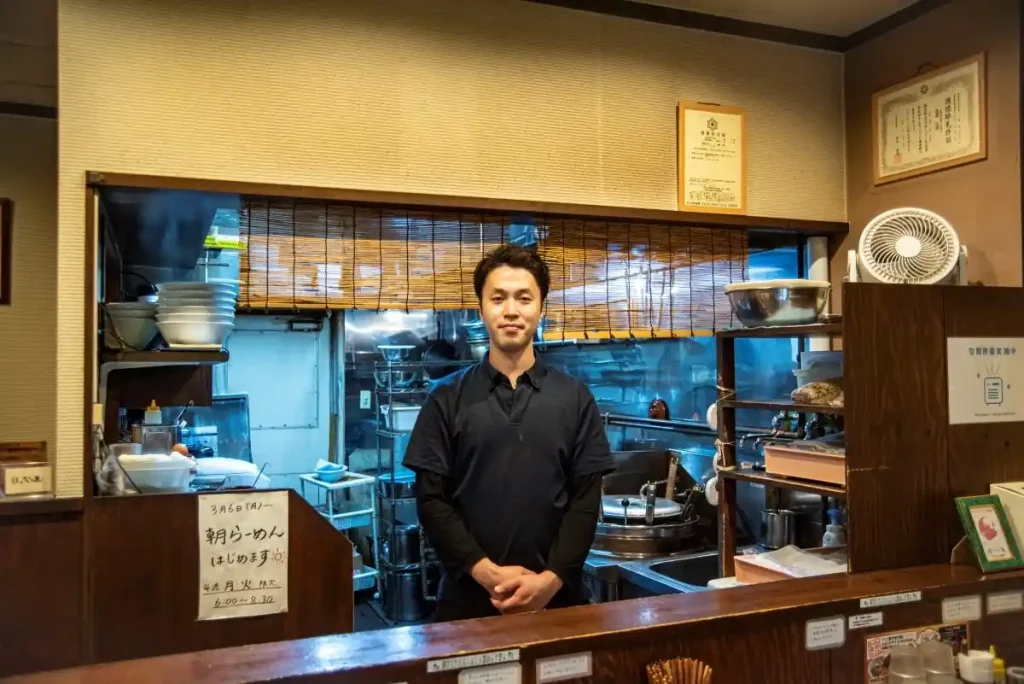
[0,101,57,119]
[842,0,957,50]
[525,0,958,53]
[523,0,845,51]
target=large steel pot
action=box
[383,570,429,622]
[381,524,421,567]
[591,519,698,558]
[723,279,830,328]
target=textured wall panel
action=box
[0,114,57,467]
[57,0,846,496]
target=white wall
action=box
[0,114,56,454]
[214,315,332,503]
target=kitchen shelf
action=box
[374,387,431,396]
[353,568,379,592]
[720,467,846,498]
[376,429,413,439]
[0,496,83,517]
[100,350,229,365]
[721,399,844,415]
[715,323,842,339]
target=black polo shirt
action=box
[402,357,614,612]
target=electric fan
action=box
[847,207,967,285]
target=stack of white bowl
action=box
[156,281,237,349]
[105,301,159,350]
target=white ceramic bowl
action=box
[158,298,237,312]
[157,282,237,296]
[157,319,234,346]
[108,309,158,319]
[157,312,235,324]
[156,305,233,316]
[106,316,159,349]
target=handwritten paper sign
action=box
[677,102,747,215]
[947,338,1024,424]
[805,616,845,650]
[198,491,288,620]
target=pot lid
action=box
[601,495,681,519]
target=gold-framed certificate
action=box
[872,53,987,185]
[677,102,747,215]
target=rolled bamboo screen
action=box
[238,199,748,339]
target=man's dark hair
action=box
[472,245,550,302]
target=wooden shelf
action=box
[716,323,842,338]
[0,497,84,517]
[720,468,846,498]
[721,399,844,415]
[100,350,229,366]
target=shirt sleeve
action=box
[416,470,487,580]
[572,384,616,478]
[546,472,602,585]
[401,394,451,477]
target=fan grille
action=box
[859,208,959,284]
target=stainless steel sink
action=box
[618,550,721,598]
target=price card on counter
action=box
[198,491,289,620]
[458,663,521,684]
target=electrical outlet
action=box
[359,390,372,410]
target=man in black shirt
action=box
[403,245,615,621]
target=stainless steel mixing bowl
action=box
[723,280,831,327]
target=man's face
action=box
[479,265,543,354]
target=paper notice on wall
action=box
[198,490,289,620]
[947,338,1024,424]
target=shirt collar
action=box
[483,352,546,390]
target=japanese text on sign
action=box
[947,338,1024,425]
[198,491,289,620]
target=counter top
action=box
[13,563,1023,684]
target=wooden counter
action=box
[14,563,1024,684]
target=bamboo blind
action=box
[238,200,748,339]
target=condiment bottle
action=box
[991,646,1006,684]
[144,400,162,425]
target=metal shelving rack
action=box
[715,323,845,578]
[299,471,379,592]
[373,357,476,622]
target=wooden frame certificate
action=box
[872,53,987,185]
[677,102,747,215]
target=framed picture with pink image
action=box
[955,494,1024,573]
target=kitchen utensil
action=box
[383,570,429,622]
[601,495,682,523]
[1007,666,1024,683]
[760,509,798,549]
[381,523,421,566]
[105,314,159,350]
[919,640,957,683]
[157,312,235,324]
[156,281,238,295]
[131,423,183,452]
[723,279,830,327]
[378,344,416,362]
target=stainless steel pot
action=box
[381,524,421,566]
[383,570,429,622]
[724,280,831,328]
[591,519,698,558]
[761,509,799,549]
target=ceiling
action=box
[629,0,921,36]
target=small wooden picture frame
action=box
[955,494,1024,573]
[0,198,11,306]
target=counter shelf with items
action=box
[299,471,379,592]
[715,323,845,578]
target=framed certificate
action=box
[0,198,10,306]
[872,53,987,185]
[955,494,1023,573]
[677,102,747,214]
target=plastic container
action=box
[888,644,926,682]
[380,403,422,432]
[919,640,958,683]
[117,453,193,493]
[823,508,847,547]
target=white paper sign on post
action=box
[198,491,289,620]
[947,338,1024,424]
